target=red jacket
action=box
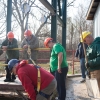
[16,60,54,100]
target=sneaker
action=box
[80,79,86,83]
[4,79,11,82]
[55,97,59,100]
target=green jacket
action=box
[1,38,19,60]
[86,37,100,71]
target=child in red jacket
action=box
[8,59,57,100]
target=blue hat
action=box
[8,59,20,71]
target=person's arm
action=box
[1,40,8,51]
[58,52,63,73]
[18,73,36,100]
[7,39,18,49]
[29,37,39,49]
[54,44,64,73]
[75,43,80,58]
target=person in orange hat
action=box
[21,30,39,63]
[1,31,19,82]
[44,37,68,100]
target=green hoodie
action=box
[86,37,100,71]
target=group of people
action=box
[1,30,68,100]
[1,30,100,100]
[75,31,100,87]
[1,30,39,82]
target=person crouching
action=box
[8,59,57,100]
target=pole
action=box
[7,0,12,34]
[80,27,90,78]
[62,0,67,50]
[51,0,57,42]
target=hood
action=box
[16,60,29,73]
[92,37,100,45]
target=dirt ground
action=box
[66,77,91,100]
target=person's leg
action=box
[80,58,86,82]
[36,78,57,100]
[11,73,16,81]
[4,59,11,82]
[55,70,61,99]
[60,67,68,100]
[55,67,68,100]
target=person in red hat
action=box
[1,31,19,82]
[44,38,68,100]
[8,59,57,100]
[21,30,39,63]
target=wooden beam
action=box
[86,0,95,20]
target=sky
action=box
[0,0,91,41]
[67,0,91,18]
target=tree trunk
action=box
[21,23,25,40]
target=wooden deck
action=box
[0,76,28,100]
[0,76,24,91]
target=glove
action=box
[85,62,90,69]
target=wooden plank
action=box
[86,79,100,99]
[0,76,24,91]
[15,90,28,100]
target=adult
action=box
[81,31,100,88]
[8,59,57,100]
[75,41,88,83]
[44,38,68,100]
[21,30,39,63]
[1,31,19,82]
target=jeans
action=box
[80,58,86,78]
[51,67,68,100]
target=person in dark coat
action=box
[82,31,100,89]
[1,31,19,82]
[21,30,39,64]
[75,41,88,83]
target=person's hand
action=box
[23,45,28,49]
[85,62,90,69]
[2,46,7,51]
[58,67,62,73]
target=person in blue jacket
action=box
[75,41,88,83]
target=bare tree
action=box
[0,0,76,41]
[67,4,93,50]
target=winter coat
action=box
[16,60,54,100]
[75,42,88,59]
[86,37,100,71]
[21,35,39,60]
[1,38,19,60]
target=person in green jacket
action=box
[44,38,68,100]
[1,31,19,82]
[81,31,100,88]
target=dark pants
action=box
[80,58,86,78]
[51,67,68,100]
[5,59,16,80]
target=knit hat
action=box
[8,59,20,71]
